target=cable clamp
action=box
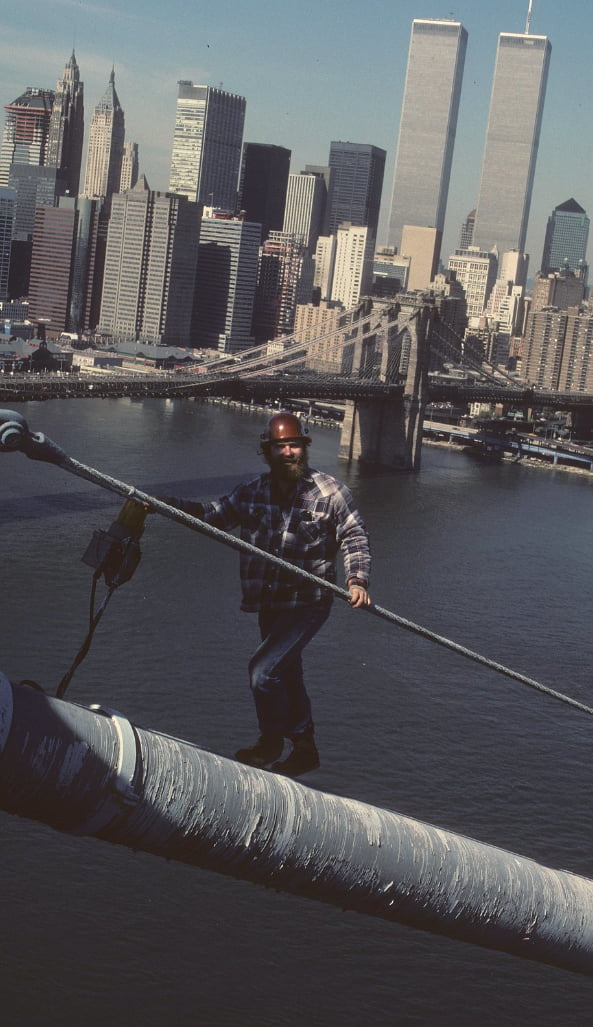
[69,704,140,836]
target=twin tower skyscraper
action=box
[387,16,551,269]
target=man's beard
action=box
[269,450,308,483]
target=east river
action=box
[1,397,593,1025]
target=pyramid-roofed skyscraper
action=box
[541,198,589,275]
[47,50,84,197]
[82,69,125,210]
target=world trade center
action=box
[472,30,551,257]
[387,18,467,257]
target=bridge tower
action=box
[338,300,433,469]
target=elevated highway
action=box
[424,421,593,470]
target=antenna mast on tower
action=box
[525,0,533,34]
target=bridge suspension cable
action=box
[429,320,524,389]
[166,303,418,395]
[180,299,518,399]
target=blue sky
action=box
[1,0,592,271]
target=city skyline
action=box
[1,1,593,274]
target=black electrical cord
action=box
[56,571,118,699]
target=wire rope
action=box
[46,449,593,721]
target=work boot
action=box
[271,729,320,777]
[234,734,284,768]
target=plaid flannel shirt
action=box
[182,467,370,612]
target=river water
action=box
[1,397,593,1025]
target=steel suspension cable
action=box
[6,415,592,722]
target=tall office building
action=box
[193,212,260,353]
[5,166,60,297]
[531,268,586,313]
[485,249,529,324]
[294,300,345,361]
[521,306,592,390]
[0,188,15,300]
[0,87,54,187]
[304,164,333,235]
[330,223,374,309]
[239,143,291,241]
[69,196,103,333]
[372,246,411,295]
[119,141,139,192]
[472,31,551,257]
[1,86,58,295]
[98,178,201,347]
[327,141,386,239]
[168,82,245,211]
[459,209,475,249]
[27,193,104,335]
[387,19,467,253]
[447,246,498,319]
[401,225,442,292]
[282,171,327,250]
[485,278,525,342]
[46,51,84,197]
[28,198,78,333]
[253,231,314,342]
[497,249,529,290]
[557,310,593,392]
[541,198,589,276]
[313,234,337,300]
[83,69,125,210]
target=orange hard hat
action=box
[260,411,310,446]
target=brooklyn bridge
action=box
[3,296,593,467]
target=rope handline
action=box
[47,451,593,721]
[56,572,117,699]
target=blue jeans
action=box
[249,604,331,737]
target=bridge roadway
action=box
[427,380,593,411]
[0,370,403,403]
[424,421,593,470]
[2,370,593,416]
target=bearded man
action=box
[165,411,371,777]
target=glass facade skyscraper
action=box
[387,19,467,253]
[28,199,77,333]
[239,143,291,242]
[327,141,386,239]
[472,33,551,258]
[0,187,15,300]
[168,82,245,211]
[541,198,589,275]
[194,213,261,353]
[282,171,327,250]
